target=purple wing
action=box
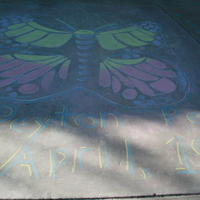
[0,54,71,99]
[97,54,190,109]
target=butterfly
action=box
[0,14,190,110]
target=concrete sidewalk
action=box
[118,196,200,200]
[0,0,200,199]
[116,196,200,200]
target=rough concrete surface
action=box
[0,0,200,199]
[119,195,200,199]
[119,196,200,200]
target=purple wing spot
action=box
[0,59,24,71]
[18,83,39,94]
[128,77,155,96]
[122,89,137,99]
[0,55,13,64]
[111,68,134,88]
[99,66,111,87]
[150,78,176,93]
[0,62,45,77]
[42,70,55,89]
[18,64,54,84]
[135,62,176,77]
[112,76,121,93]
[119,65,158,81]
[0,75,22,87]
[59,61,70,79]
[147,59,167,69]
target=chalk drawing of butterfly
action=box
[0,14,190,109]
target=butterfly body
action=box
[0,15,191,109]
[73,29,95,82]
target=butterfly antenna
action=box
[56,19,75,31]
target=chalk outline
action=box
[0,15,192,112]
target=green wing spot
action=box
[100,27,137,35]
[96,34,127,50]
[14,54,60,61]
[115,33,147,46]
[130,30,154,42]
[138,29,156,36]
[15,30,48,43]
[31,33,73,47]
[8,23,26,30]
[107,57,145,65]
[28,21,67,34]
[6,26,34,37]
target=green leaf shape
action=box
[95,34,127,50]
[106,57,145,66]
[6,26,35,37]
[8,23,27,30]
[15,30,48,43]
[31,33,72,47]
[14,54,62,62]
[138,29,155,36]
[130,30,154,42]
[115,33,147,46]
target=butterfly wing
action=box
[94,53,190,109]
[0,16,191,109]
[84,21,191,109]
[0,15,73,48]
[0,53,73,101]
[0,15,79,101]
[95,21,165,53]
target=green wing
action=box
[5,21,73,48]
[95,22,162,51]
